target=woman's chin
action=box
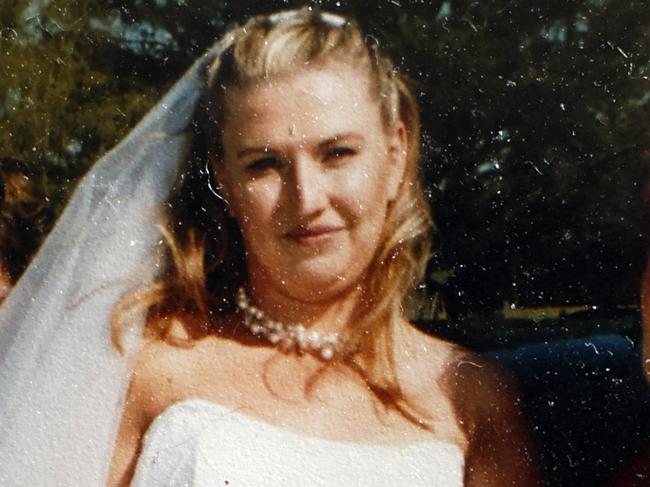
[248,252,368,304]
[278,268,362,304]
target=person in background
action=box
[0,157,52,303]
[642,182,650,381]
[607,180,650,486]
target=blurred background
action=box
[1,0,648,327]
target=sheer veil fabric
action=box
[0,37,229,486]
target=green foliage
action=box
[1,0,648,312]
[0,0,159,209]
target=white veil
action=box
[0,10,348,486]
[0,37,228,486]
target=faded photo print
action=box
[0,1,648,486]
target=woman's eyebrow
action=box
[319,133,365,147]
[235,146,278,159]
[236,133,365,158]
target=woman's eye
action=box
[325,146,356,161]
[246,157,281,172]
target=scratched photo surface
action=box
[1,1,649,486]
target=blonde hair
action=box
[114,9,434,424]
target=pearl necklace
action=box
[236,288,340,361]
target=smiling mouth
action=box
[284,225,344,244]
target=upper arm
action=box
[106,344,172,487]
[449,356,541,487]
[106,375,149,487]
[641,259,650,381]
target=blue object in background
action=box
[486,335,650,487]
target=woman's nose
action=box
[287,156,327,215]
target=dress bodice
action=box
[129,399,465,487]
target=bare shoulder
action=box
[443,342,540,486]
[392,321,470,398]
[395,322,540,485]
[107,331,201,487]
[443,347,522,430]
[127,335,200,421]
[395,322,522,426]
[393,324,513,418]
[391,322,470,444]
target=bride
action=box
[0,9,538,487]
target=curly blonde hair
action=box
[114,9,434,424]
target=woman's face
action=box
[217,61,406,302]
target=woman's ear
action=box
[386,122,408,203]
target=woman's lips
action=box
[284,225,344,245]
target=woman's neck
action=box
[245,275,364,338]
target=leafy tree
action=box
[1,0,648,314]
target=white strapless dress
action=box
[129,399,464,487]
